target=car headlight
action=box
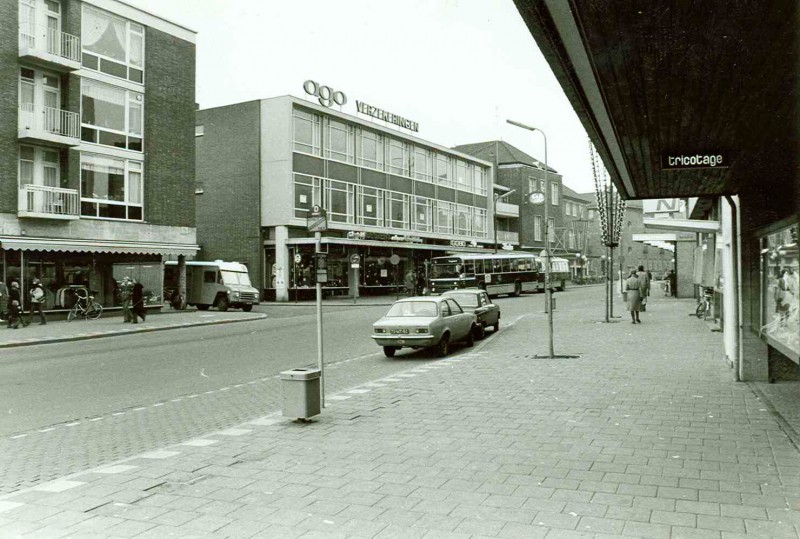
[232,292,240,299]
[374,328,386,334]
[415,328,428,334]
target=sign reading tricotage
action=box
[662,153,729,170]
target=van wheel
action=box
[216,296,229,312]
[242,304,253,312]
[383,346,397,358]
[493,319,500,333]
[465,328,475,347]
[513,282,522,297]
[436,334,450,357]
[197,304,210,311]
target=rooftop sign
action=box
[356,101,419,132]
[662,153,729,170]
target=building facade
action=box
[196,94,495,302]
[0,0,199,313]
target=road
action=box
[0,291,556,493]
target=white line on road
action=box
[133,407,145,411]
[65,422,80,427]
[89,417,103,422]
[11,434,27,439]
[38,428,54,433]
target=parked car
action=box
[372,296,478,358]
[442,288,500,339]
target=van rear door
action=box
[202,269,218,305]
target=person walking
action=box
[625,270,643,324]
[404,269,416,296]
[25,278,47,326]
[7,281,23,329]
[131,279,146,323]
[119,276,133,323]
[0,280,8,323]
[637,265,651,312]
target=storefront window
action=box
[112,262,163,306]
[761,223,798,358]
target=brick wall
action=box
[0,2,19,215]
[195,102,262,290]
[496,166,565,251]
[143,28,196,228]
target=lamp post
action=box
[506,119,554,358]
[493,189,516,253]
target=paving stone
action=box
[650,509,697,527]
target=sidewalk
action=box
[0,292,797,538]
[0,310,266,349]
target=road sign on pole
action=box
[307,206,328,232]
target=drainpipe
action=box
[724,195,741,382]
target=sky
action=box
[126,0,596,194]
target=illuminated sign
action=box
[356,101,419,132]
[662,153,728,170]
[303,80,347,108]
[643,199,686,214]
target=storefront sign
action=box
[347,231,367,240]
[662,153,728,170]
[356,100,419,132]
[450,240,466,247]
[390,234,423,244]
[303,80,347,108]
[643,198,685,214]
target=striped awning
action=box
[0,236,200,256]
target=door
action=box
[45,0,61,55]
[19,0,36,48]
[18,67,61,133]
[19,146,61,213]
[202,270,219,305]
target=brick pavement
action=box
[0,291,797,538]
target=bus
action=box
[429,253,540,297]
[536,257,571,292]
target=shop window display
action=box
[112,262,163,306]
[761,223,799,358]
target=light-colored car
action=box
[372,296,478,358]
[442,289,500,340]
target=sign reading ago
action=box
[662,152,729,170]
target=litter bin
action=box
[280,368,321,419]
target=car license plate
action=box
[390,329,409,334]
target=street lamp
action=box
[493,189,516,254]
[506,119,554,358]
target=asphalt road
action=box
[0,291,551,493]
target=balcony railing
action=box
[18,184,80,219]
[19,103,80,141]
[496,231,519,243]
[19,23,81,64]
[495,201,520,218]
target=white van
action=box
[164,260,259,312]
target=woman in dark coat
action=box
[131,280,146,323]
[625,270,643,324]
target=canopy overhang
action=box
[0,236,200,256]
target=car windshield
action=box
[220,271,252,286]
[431,263,462,278]
[446,293,478,308]
[385,301,438,317]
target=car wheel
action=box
[383,346,397,358]
[242,304,253,312]
[216,296,229,312]
[465,327,475,347]
[436,333,450,357]
[493,319,500,333]
[476,324,486,340]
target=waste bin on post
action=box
[280,368,321,419]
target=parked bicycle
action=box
[67,289,103,321]
[695,287,713,319]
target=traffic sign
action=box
[389,254,400,265]
[294,254,302,264]
[307,206,328,232]
[350,254,360,268]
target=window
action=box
[455,204,471,236]
[566,201,572,216]
[18,145,60,188]
[359,129,384,170]
[293,109,320,155]
[82,5,144,83]
[195,125,204,137]
[474,166,487,195]
[534,215,543,241]
[436,154,451,186]
[387,192,409,229]
[293,174,322,218]
[203,271,216,284]
[80,153,143,221]
[81,79,143,151]
[568,230,575,249]
[414,146,433,182]
[326,179,354,224]
[436,201,453,234]
[387,138,409,176]
[528,177,536,195]
[358,185,384,226]
[551,182,559,205]
[473,208,487,238]
[445,299,463,315]
[414,196,432,232]
[455,160,471,190]
[325,118,354,163]
[548,217,555,243]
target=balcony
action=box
[496,231,519,244]
[19,104,80,147]
[18,184,80,220]
[495,201,520,218]
[19,24,81,71]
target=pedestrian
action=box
[404,269,416,296]
[7,282,22,329]
[25,278,47,326]
[119,276,133,322]
[637,265,651,312]
[131,279,146,323]
[625,270,643,324]
[668,269,677,297]
[0,280,8,322]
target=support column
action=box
[177,254,187,310]
[674,240,695,298]
[348,248,360,299]
[275,226,289,302]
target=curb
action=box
[0,314,268,349]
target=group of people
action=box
[0,278,47,329]
[118,276,147,324]
[625,265,652,324]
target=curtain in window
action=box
[83,6,126,62]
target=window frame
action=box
[325,117,355,164]
[534,215,543,241]
[293,108,321,156]
[413,146,433,182]
[387,138,409,176]
[359,128,384,171]
[80,78,144,152]
[80,152,144,221]
[81,4,145,84]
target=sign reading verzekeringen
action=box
[356,101,419,132]
[662,153,729,170]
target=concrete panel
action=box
[293,153,324,177]
[360,168,387,189]
[415,181,435,199]
[328,161,358,184]
[389,175,412,194]
[438,187,456,203]
[457,190,474,206]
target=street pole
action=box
[605,248,610,323]
[315,231,324,408]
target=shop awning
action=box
[265,237,490,254]
[0,236,200,256]
[644,218,720,234]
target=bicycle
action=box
[695,287,713,319]
[663,279,672,296]
[67,289,103,321]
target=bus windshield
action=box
[220,271,252,287]
[431,263,464,279]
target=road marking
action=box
[347,389,371,394]
[33,480,85,492]
[112,412,125,416]
[218,429,251,436]
[11,434,27,439]
[396,374,416,378]
[153,403,165,407]
[187,394,199,398]
[38,428,54,433]
[140,450,180,459]
[382,378,401,382]
[220,387,230,391]
[364,383,386,388]
[133,407,146,411]
[204,391,214,394]
[170,399,182,403]
[233,384,244,388]
[89,417,103,422]
[328,395,351,401]
[65,422,80,427]
[96,465,138,474]
[182,439,218,447]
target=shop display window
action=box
[760,224,799,358]
[112,262,163,306]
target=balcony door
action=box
[44,0,61,55]
[19,67,61,132]
[20,146,60,188]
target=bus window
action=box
[492,259,502,273]
[501,259,511,273]
[465,261,475,275]
[431,262,460,278]
[516,258,526,271]
[474,260,484,274]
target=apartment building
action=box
[1,0,198,312]
[196,91,495,301]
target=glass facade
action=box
[760,223,798,358]
[82,5,145,83]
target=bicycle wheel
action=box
[695,302,705,318]
[67,305,79,322]
[87,303,103,320]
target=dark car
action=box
[442,289,500,339]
